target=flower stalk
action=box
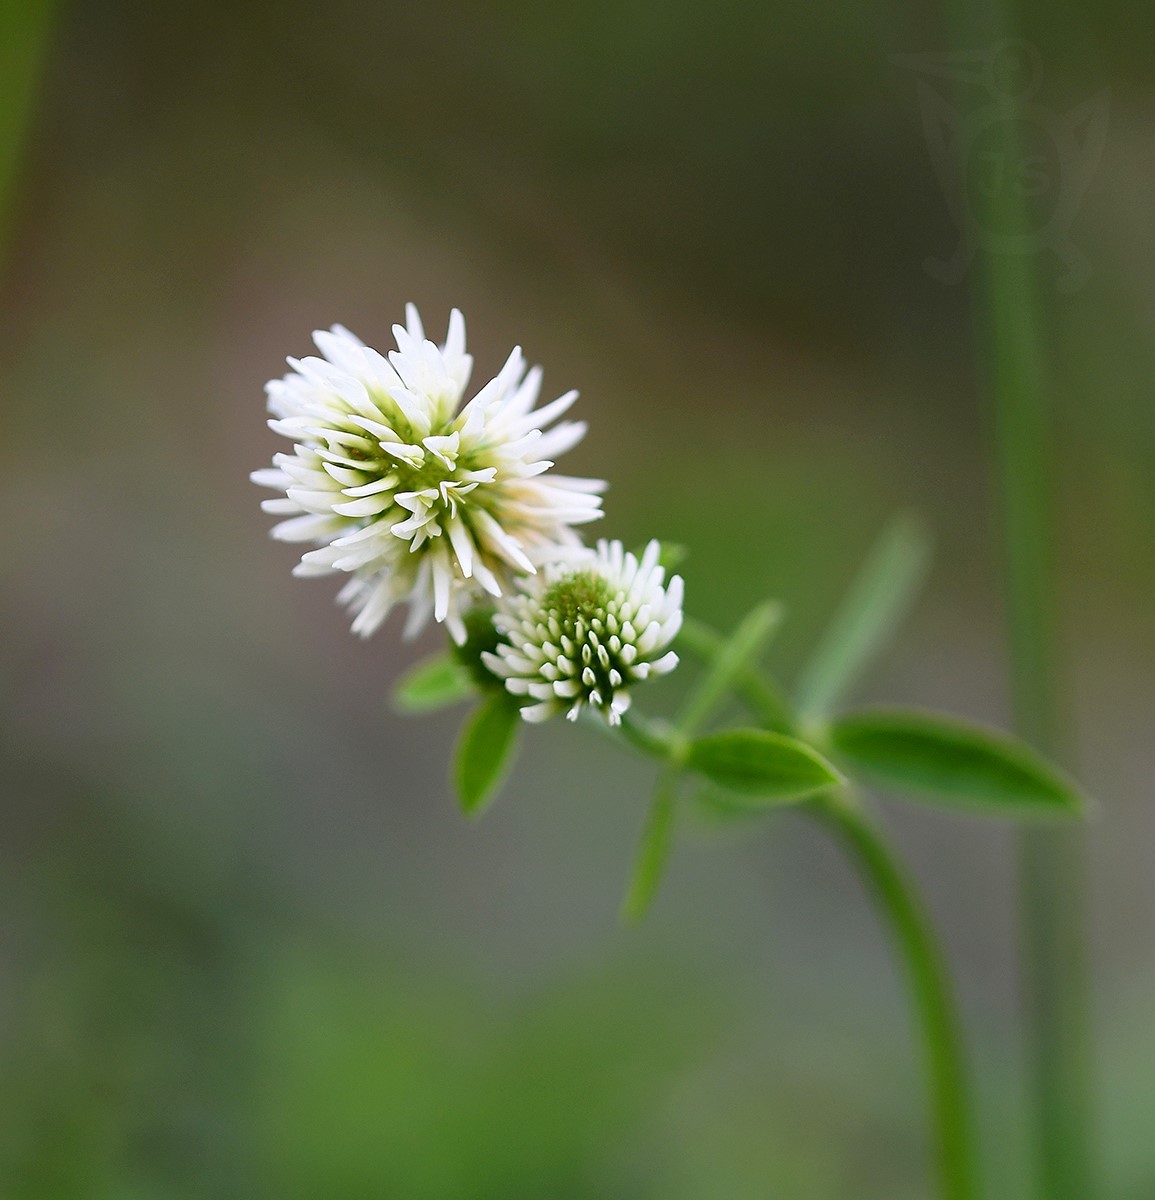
[614,680,979,1200]
[810,792,978,1200]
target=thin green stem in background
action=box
[812,793,978,1200]
[0,0,58,265]
[939,1,1096,1193]
[983,167,1094,1200]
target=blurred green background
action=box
[1,1,1152,1197]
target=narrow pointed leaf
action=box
[452,693,522,816]
[393,653,475,714]
[686,729,843,802]
[676,601,784,736]
[830,708,1086,816]
[796,513,931,722]
[677,617,794,733]
[620,771,678,923]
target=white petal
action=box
[251,468,291,489]
[271,514,344,542]
[446,519,474,578]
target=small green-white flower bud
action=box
[483,539,682,725]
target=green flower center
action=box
[537,570,633,708]
[400,455,458,494]
[332,402,496,522]
[542,571,612,629]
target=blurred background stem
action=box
[0,0,58,265]
[944,1,1097,1195]
[982,154,1096,1200]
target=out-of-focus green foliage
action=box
[393,653,476,715]
[251,950,713,1200]
[0,0,56,252]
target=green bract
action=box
[452,692,523,816]
[392,653,475,714]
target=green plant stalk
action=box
[618,710,683,761]
[954,14,1096,1198]
[618,710,978,1200]
[811,794,977,1200]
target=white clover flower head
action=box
[252,306,605,642]
[482,539,683,726]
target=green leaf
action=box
[795,513,931,723]
[829,708,1086,816]
[676,601,784,736]
[452,693,522,816]
[685,729,843,802]
[620,771,679,923]
[393,653,475,714]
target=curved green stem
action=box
[616,636,980,1200]
[811,793,978,1200]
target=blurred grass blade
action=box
[676,601,783,736]
[686,729,843,801]
[452,693,522,816]
[393,653,475,714]
[830,708,1086,817]
[0,0,58,260]
[795,513,931,723]
[620,770,678,923]
[676,617,794,733]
